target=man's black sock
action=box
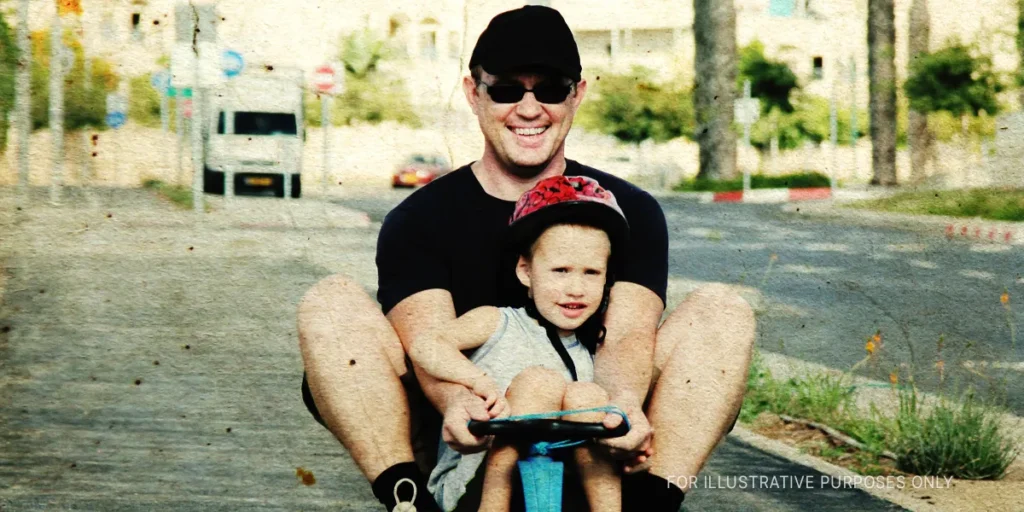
[371,461,441,511]
[622,472,686,512]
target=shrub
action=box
[674,171,831,192]
[892,389,1018,479]
[577,66,695,143]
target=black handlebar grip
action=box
[467,418,629,442]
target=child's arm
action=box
[408,306,503,401]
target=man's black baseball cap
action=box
[469,5,581,82]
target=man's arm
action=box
[593,281,663,470]
[387,289,498,453]
[594,282,663,404]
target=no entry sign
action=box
[313,64,341,94]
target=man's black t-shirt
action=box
[376,159,669,317]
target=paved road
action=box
[342,188,1024,413]
[0,187,905,510]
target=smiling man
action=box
[298,5,755,512]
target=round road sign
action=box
[313,64,337,94]
[105,112,126,129]
[222,50,244,78]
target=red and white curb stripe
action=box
[698,187,833,204]
[945,223,1016,244]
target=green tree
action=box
[0,10,19,152]
[30,28,119,131]
[904,43,1005,119]
[748,95,867,150]
[577,67,695,143]
[737,41,799,114]
[313,29,419,127]
[128,72,176,128]
[1017,0,1024,106]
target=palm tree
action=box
[868,0,897,185]
[693,0,737,180]
[908,0,932,184]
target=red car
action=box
[392,154,451,188]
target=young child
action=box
[409,175,629,512]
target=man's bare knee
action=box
[507,366,567,411]
[655,284,755,378]
[297,273,406,377]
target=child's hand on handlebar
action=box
[470,374,508,418]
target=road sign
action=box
[151,70,171,93]
[105,112,126,129]
[222,50,244,78]
[734,98,761,125]
[167,87,192,98]
[313,64,339,94]
[106,93,127,129]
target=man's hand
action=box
[441,387,503,454]
[598,398,654,474]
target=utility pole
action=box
[15,0,31,204]
[849,56,859,180]
[829,80,839,195]
[49,8,65,205]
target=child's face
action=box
[516,224,611,335]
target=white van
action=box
[202,72,305,198]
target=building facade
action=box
[23,0,1022,117]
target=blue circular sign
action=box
[150,70,171,93]
[106,112,126,129]
[222,50,244,78]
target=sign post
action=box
[313,63,342,198]
[734,80,760,194]
[151,70,171,132]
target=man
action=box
[298,6,755,512]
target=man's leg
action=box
[297,274,440,511]
[645,284,755,489]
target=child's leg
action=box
[563,382,620,512]
[479,366,567,512]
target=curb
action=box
[728,427,945,512]
[707,187,834,204]
[781,203,1024,246]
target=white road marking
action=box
[970,244,1012,253]
[959,269,996,281]
[908,260,939,269]
[684,227,727,239]
[802,243,852,253]
[780,264,844,275]
[885,243,928,253]
[962,361,1024,372]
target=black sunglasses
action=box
[479,82,574,104]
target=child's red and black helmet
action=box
[508,175,629,269]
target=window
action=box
[768,0,795,17]
[233,112,297,136]
[131,12,143,41]
[812,56,823,79]
[217,111,225,134]
[420,30,437,59]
